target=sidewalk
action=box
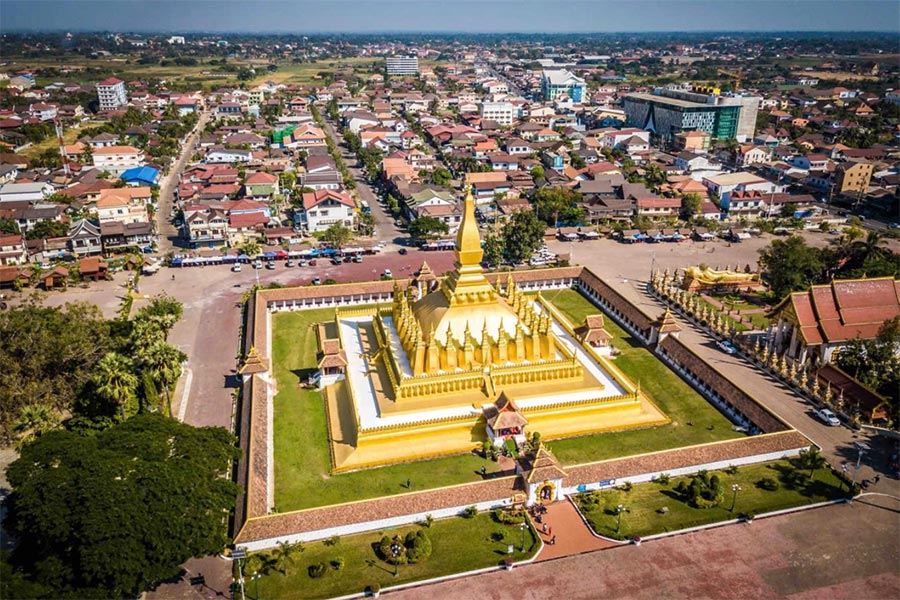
[535,499,617,561]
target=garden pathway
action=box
[535,498,618,561]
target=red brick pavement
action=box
[534,499,618,561]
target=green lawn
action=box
[251,513,539,600]
[537,289,743,465]
[573,460,846,540]
[272,309,500,512]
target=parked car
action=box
[286,259,295,267]
[331,257,342,265]
[717,340,737,355]
[398,248,408,255]
[311,277,322,285]
[253,259,262,269]
[352,255,363,263]
[298,260,309,267]
[265,260,276,270]
[232,263,242,272]
[309,259,317,266]
[382,269,393,279]
[814,407,841,427]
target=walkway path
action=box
[535,499,617,561]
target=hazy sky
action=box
[3,0,899,33]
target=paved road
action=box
[320,117,406,248]
[155,109,212,253]
[549,235,900,490]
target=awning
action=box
[263,251,277,258]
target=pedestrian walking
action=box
[550,535,556,545]
[548,525,552,536]
[406,478,411,489]
[542,523,548,534]
[480,465,486,477]
[874,475,881,485]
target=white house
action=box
[299,189,355,233]
[206,148,253,163]
[479,101,515,126]
[95,187,152,225]
[92,145,145,175]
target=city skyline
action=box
[3,0,900,33]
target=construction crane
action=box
[716,68,744,91]
[54,118,71,179]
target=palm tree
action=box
[797,446,827,478]
[91,352,139,420]
[141,342,187,417]
[271,541,302,575]
[13,404,59,448]
[852,230,888,262]
[241,241,261,258]
[130,316,170,354]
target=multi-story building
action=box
[540,69,586,103]
[386,56,419,76]
[96,77,127,112]
[624,86,760,142]
[92,145,144,175]
[298,189,356,233]
[834,160,873,199]
[479,101,515,126]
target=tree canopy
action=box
[4,414,240,599]
[531,187,586,227]
[503,210,545,264]
[407,216,449,242]
[321,223,353,248]
[835,316,900,420]
[758,236,827,299]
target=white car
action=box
[231,263,242,273]
[382,269,393,279]
[814,408,841,427]
[717,340,737,355]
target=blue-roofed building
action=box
[120,166,160,187]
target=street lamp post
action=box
[849,442,870,501]
[232,549,247,600]
[391,542,402,577]
[519,521,527,552]
[251,571,260,600]
[616,504,624,535]
[730,484,741,512]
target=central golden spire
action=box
[442,185,495,299]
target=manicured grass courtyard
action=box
[272,309,499,512]
[573,459,846,540]
[272,288,745,512]
[537,289,743,465]
[252,512,539,600]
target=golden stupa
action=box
[374,188,580,399]
[321,187,668,471]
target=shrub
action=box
[308,562,328,578]
[677,470,724,509]
[725,465,740,475]
[404,530,432,563]
[422,514,434,528]
[655,473,671,485]
[758,477,779,491]
[330,557,345,571]
[491,530,505,542]
[378,535,408,565]
[367,583,381,595]
[492,508,526,525]
[462,505,478,519]
[325,534,341,546]
[620,481,633,492]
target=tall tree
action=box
[503,210,545,264]
[482,228,506,268]
[407,216,449,242]
[758,236,825,299]
[140,342,187,417]
[91,352,139,420]
[321,223,353,248]
[679,193,702,221]
[4,414,240,598]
